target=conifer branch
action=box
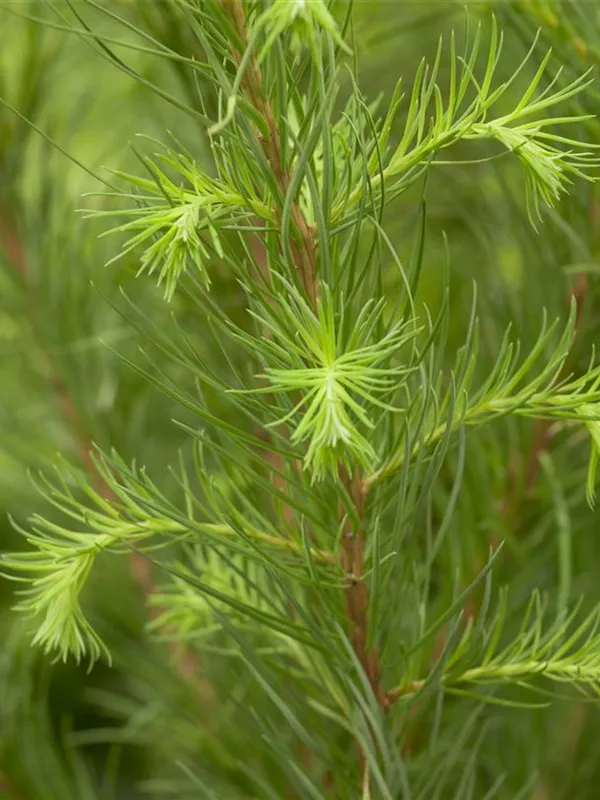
[388,593,600,707]
[524,214,595,800]
[221,4,388,779]
[389,657,600,701]
[365,303,600,490]
[0,207,209,691]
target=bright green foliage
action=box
[94,146,273,300]
[254,0,351,61]
[239,283,419,480]
[3,1,600,798]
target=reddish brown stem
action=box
[223,0,384,694]
[223,0,318,310]
[340,468,388,708]
[0,773,26,800]
[220,3,386,786]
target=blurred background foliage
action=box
[2,1,600,797]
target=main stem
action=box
[224,0,318,310]
[222,0,387,768]
[340,467,387,706]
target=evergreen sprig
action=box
[236,282,419,480]
[337,20,600,226]
[90,144,273,300]
[390,590,600,704]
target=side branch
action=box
[0,208,208,697]
[387,657,600,704]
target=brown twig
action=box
[223,0,318,310]
[340,467,388,708]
